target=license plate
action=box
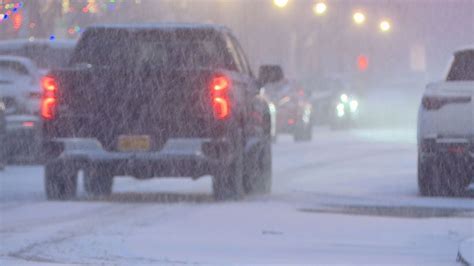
[117,135,151,151]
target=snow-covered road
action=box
[1,128,473,265]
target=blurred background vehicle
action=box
[308,77,360,129]
[329,90,360,130]
[0,39,76,164]
[417,48,474,197]
[0,39,76,71]
[260,65,312,142]
[0,56,43,163]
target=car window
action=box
[447,52,474,81]
[223,34,245,73]
[0,61,29,79]
[229,35,252,75]
[72,29,227,69]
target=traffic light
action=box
[357,55,369,72]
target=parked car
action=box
[0,39,76,70]
[260,65,312,141]
[0,56,43,162]
[42,24,273,201]
[417,47,474,196]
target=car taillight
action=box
[210,75,231,119]
[422,95,471,110]
[41,76,58,120]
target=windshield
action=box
[1,1,473,265]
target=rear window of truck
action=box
[447,52,474,81]
[71,28,229,69]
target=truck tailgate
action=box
[422,81,474,137]
[50,66,217,151]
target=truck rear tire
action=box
[418,156,470,197]
[436,156,470,197]
[418,158,436,196]
[213,131,245,201]
[45,162,77,200]
[244,139,272,195]
[84,166,113,197]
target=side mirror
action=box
[258,65,284,86]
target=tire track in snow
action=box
[3,203,167,264]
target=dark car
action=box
[260,65,312,142]
[42,24,273,201]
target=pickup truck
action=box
[42,24,273,201]
[418,48,474,196]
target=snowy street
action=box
[1,128,473,265]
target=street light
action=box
[379,20,391,32]
[273,0,289,8]
[353,11,366,25]
[313,2,327,16]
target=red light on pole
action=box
[357,55,369,72]
[12,13,22,30]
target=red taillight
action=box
[42,76,57,95]
[212,97,229,119]
[210,75,231,119]
[41,76,58,120]
[211,76,229,91]
[22,121,35,128]
[422,95,471,110]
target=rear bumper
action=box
[419,136,474,168]
[44,138,234,179]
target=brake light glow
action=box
[42,76,57,94]
[41,76,58,120]
[22,121,35,128]
[210,75,231,119]
[211,76,229,91]
[212,97,229,119]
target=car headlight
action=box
[336,103,345,117]
[349,100,359,112]
[340,93,349,103]
[268,102,276,113]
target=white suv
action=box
[418,48,474,196]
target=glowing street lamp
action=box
[273,0,289,9]
[379,20,391,32]
[313,2,327,16]
[353,12,366,25]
